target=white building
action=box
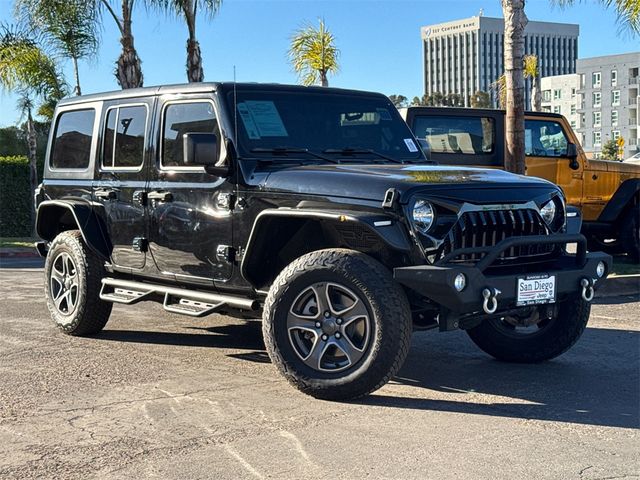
[541,52,640,158]
[541,74,581,129]
[422,15,579,107]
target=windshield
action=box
[226,88,424,163]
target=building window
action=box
[611,90,620,106]
[542,90,551,102]
[612,130,620,140]
[612,110,619,126]
[571,88,576,98]
[593,111,601,127]
[592,72,601,88]
[542,106,552,113]
[553,105,561,114]
[630,137,637,146]
[611,70,617,87]
[593,92,601,108]
[570,104,576,115]
[570,120,576,128]
[553,89,562,100]
[593,131,601,146]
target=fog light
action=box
[454,273,466,292]
[596,261,606,278]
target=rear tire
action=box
[466,295,590,363]
[44,230,112,336]
[263,249,412,400]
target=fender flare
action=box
[240,208,412,287]
[36,200,112,259]
[597,179,640,224]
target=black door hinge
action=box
[133,190,147,206]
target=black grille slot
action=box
[436,208,556,265]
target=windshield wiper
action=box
[250,147,339,164]
[322,148,404,164]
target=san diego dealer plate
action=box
[516,274,556,306]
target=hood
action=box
[259,163,559,203]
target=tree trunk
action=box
[186,39,204,82]
[115,2,143,89]
[531,74,541,111]
[502,0,528,174]
[320,70,328,87]
[26,113,38,236]
[72,56,81,96]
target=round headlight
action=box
[540,199,557,226]
[596,261,606,278]
[412,200,435,233]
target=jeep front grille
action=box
[435,208,557,264]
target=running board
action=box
[100,278,260,316]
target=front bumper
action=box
[394,234,611,319]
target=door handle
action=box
[95,188,117,200]
[148,190,173,202]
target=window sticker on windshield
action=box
[377,108,392,121]
[244,101,288,137]
[237,103,261,139]
[404,138,419,152]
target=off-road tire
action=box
[466,294,591,363]
[263,249,412,400]
[620,204,640,263]
[44,230,112,336]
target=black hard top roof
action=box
[57,82,387,107]
[404,106,565,119]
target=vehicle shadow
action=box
[359,325,639,429]
[99,321,638,429]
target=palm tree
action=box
[501,0,528,174]
[288,19,339,87]
[524,54,541,112]
[388,94,408,108]
[98,0,144,88]
[149,0,222,82]
[15,0,99,95]
[0,25,67,231]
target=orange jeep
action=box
[401,107,640,262]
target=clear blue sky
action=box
[1,0,638,126]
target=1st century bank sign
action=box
[423,20,478,38]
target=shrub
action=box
[0,156,32,237]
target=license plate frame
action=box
[516,274,556,306]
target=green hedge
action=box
[0,156,32,237]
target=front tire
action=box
[263,249,412,400]
[44,230,112,336]
[466,295,590,363]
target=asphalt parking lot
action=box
[1,258,638,480]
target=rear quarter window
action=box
[50,109,95,170]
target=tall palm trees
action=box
[150,0,222,82]
[16,0,99,95]
[288,19,339,87]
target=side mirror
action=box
[183,132,228,176]
[566,143,580,170]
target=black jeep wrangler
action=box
[36,83,611,400]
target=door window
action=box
[102,105,147,169]
[161,101,220,169]
[525,120,569,157]
[50,109,95,170]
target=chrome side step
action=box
[100,278,260,317]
